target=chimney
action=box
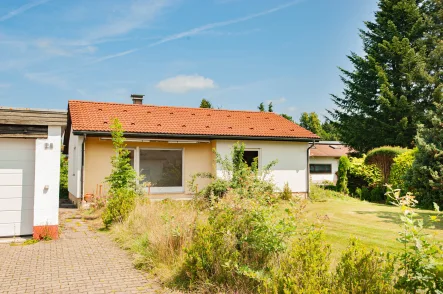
[131,94,144,105]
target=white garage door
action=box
[0,139,35,237]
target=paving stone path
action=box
[0,208,167,294]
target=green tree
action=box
[268,102,273,112]
[330,0,436,153]
[281,114,294,122]
[409,101,443,207]
[321,121,340,141]
[258,102,265,112]
[105,118,137,194]
[200,98,213,108]
[299,112,323,137]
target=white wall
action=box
[215,140,309,193]
[67,130,83,199]
[33,126,62,227]
[309,157,339,184]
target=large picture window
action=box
[139,149,183,187]
[310,164,332,174]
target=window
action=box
[139,149,183,187]
[310,164,332,174]
[243,150,259,167]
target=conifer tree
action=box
[330,0,435,153]
[409,0,443,207]
[258,102,265,112]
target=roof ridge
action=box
[68,100,285,115]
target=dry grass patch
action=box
[111,198,203,283]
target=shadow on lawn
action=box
[355,209,443,231]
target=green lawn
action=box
[304,196,443,261]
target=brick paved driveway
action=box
[0,209,165,294]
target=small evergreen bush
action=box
[336,156,351,194]
[280,182,292,200]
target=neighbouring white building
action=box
[309,141,352,184]
[0,107,66,239]
[64,95,320,203]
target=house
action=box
[0,107,66,239]
[64,95,319,203]
[309,141,352,184]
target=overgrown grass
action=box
[111,198,201,283]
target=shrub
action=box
[310,183,346,202]
[386,186,443,293]
[389,148,417,192]
[266,229,332,293]
[102,188,138,227]
[183,192,299,292]
[280,182,292,200]
[59,154,68,199]
[348,156,382,193]
[365,146,407,184]
[336,156,351,193]
[333,238,398,293]
[201,178,229,200]
[370,185,386,202]
[190,143,277,202]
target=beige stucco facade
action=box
[83,137,214,196]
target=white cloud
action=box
[287,106,297,112]
[156,75,216,93]
[0,0,52,22]
[266,97,287,104]
[0,83,11,89]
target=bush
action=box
[280,182,292,200]
[365,146,407,184]
[102,188,138,227]
[183,192,299,292]
[59,154,68,199]
[190,143,277,202]
[370,185,386,202]
[337,156,351,193]
[388,148,417,191]
[386,186,443,292]
[348,156,382,193]
[201,178,229,199]
[266,229,332,293]
[333,238,398,293]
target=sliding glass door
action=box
[139,149,183,193]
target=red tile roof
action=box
[68,100,319,140]
[310,143,351,157]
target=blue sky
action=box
[0,0,378,121]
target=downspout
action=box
[306,141,316,199]
[81,134,86,202]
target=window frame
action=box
[309,164,332,174]
[137,147,185,193]
[243,148,261,168]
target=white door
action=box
[0,139,35,237]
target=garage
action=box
[0,107,66,239]
[0,139,35,236]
